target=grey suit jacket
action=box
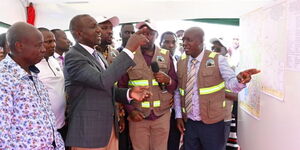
[64,43,135,148]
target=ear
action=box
[73,30,82,41]
[14,41,23,53]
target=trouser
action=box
[167,109,181,150]
[184,119,225,150]
[129,111,171,150]
[119,112,132,150]
[71,126,118,150]
[224,120,232,150]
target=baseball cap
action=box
[210,37,227,48]
[136,20,158,32]
[97,16,119,27]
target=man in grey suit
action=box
[64,14,149,149]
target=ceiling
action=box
[16,0,274,29]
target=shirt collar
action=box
[53,52,64,58]
[188,49,205,63]
[4,55,40,79]
[79,43,95,55]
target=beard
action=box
[101,39,112,46]
[141,42,155,50]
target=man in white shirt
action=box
[36,27,67,141]
[51,29,71,69]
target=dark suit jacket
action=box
[64,43,135,148]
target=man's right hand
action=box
[129,110,145,122]
[176,118,185,135]
[125,27,149,52]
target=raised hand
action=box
[125,27,149,52]
[153,71,171,85]
[237,68,261,84]
[129,86,152,101]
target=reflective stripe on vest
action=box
[128,80,149,86]
[208,52,217,58]
[128,80,160,86]
[141,100,161,108]
[225,89,232,92]
[152,79,159,86]
[182,107,186,113]
[199,82,225,95]
[141,101,150,108]
[153,100,161,107]
[160,49,168,55]
[179,88,185,96]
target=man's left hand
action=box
[129,86,152,101]
[237,68,261,84]
[154,71,171,85]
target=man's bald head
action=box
[185,27,204,42]
[182,27,205,58]
[6,22,40,51]
[69,14,90,40]
[6,22,45,68]
[69,14,101,48]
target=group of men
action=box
[0,13,260,150]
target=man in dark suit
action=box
[64,14,149,150]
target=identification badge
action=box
[157,56,165,62]
[206,59,215,67]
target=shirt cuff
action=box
[127,88,133,103]
[122,48,134,59]
[175,109,182,118]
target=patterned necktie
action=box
[92,50,106,69]
[185,58,198,114]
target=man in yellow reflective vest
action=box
[118,21,178,150]
[174,27,260,150]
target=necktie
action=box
[185,58,198,114]
[92,51,106,69]
[58,56,64,63]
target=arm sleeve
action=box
[218,55,246,93]
[174,88,182,118]
[0,85,13,149]
[166,55,178,94]
[64,51,135,90]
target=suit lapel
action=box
[97,52,109,68]
[74,43,104,71]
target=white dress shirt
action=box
[36,57,66,129]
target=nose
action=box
[67,39,72,46]
[51,41,56,49]
[108,29,113,35]
[40,45,46,53]
[96,26,102,34]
